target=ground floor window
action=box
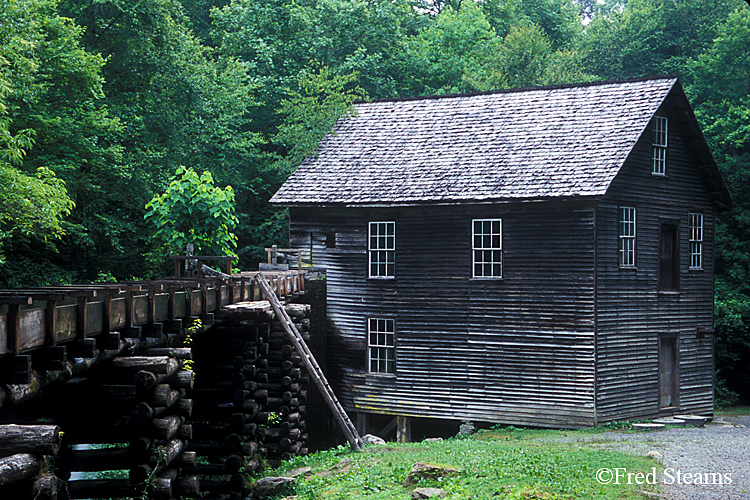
[368,318,395,374]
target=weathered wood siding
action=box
[290,201,597,427]
[595,99,716,422]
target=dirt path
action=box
[547,415,750,499]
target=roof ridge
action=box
[358,75,678,105]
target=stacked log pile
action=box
[0,424,65,499]
[115,353,198,499]
[54,348,198,500]
[188,321,264,499]
[0,295,314,499]
[260,303,310,466]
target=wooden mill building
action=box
[270,76,733,430]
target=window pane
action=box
[689,213,703,269]
[368,318,395,374]
[619,207,636,267]
[369,222,395,277]
[472,219,503,277]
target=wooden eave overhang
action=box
[275,195,603,209]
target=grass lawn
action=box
[271,427,661,500]
[715,405,750,418]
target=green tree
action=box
[464,23,591,90]
[580,0,744,79]
[56,0,266,277]
[0,0,109,283]
[686,7,750,399]
[403,0,501,94]
[275,65,366,173]
[145,166,238,259]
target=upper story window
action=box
[619,207,636,267]
[652,116,668,175]
[368,221,395,277]
[368,318,395,374]
[689,213,703,269]
[473,219,502,278]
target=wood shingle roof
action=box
[271,77,687,205]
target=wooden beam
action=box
[76,296,88,341]
[396,416,411,443]
[377,416,398,438]
[45,299,58,346]
[7,304,21,355]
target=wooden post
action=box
[148,288,156,324]
[45,299,58,346]
[7,303,21,355]
[102,293,111,335]
[356,413,367,435]
[125,289,134,330]
[168,288,176,321]
[77,296,88,341]
[396,416,411,443]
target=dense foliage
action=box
[1,0,748,399]
[145,165,238,259]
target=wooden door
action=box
[659,335,678,408]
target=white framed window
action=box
[368,221,395,277]
[619,207,636,267]
[473,219,502,278]
[368,318,395,374]
[653,116,668,175]
[689,212,703,269]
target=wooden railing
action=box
[0,271,305,362]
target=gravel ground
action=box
[542,414,750,500]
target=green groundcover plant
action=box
[272,428,660,500]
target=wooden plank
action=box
[174,291,187,318]
[190,289,203,317]
[18,308,45,351]
[55,304,77,342]
[0,313,6,355]
[154,293,170,322]
[133,294,149,325]
[86,301,105,335]
[110,297,127,330]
